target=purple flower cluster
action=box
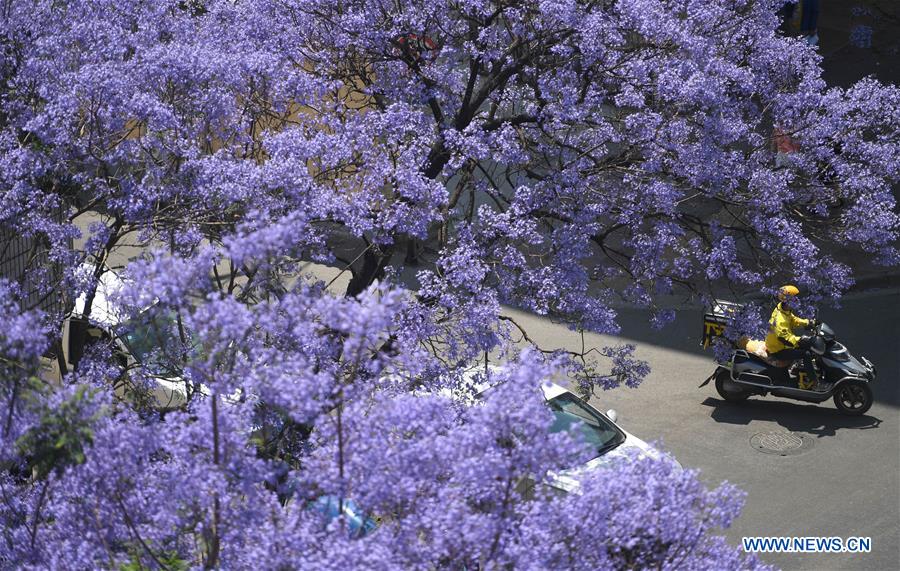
[0,281,49,364]
[2,0,898,568]
[849,25,873,49]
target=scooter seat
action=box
[738,337,791,368]
[747,353,792,368]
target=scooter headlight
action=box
[861,357,876,379]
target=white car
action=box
[540,381,678,493]
[447,369,680,494]
[41,264,195,410]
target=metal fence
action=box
[0,209,71,316]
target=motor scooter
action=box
[700,301,877,416]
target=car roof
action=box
[459,366,574,401]
[72,263,159,327]
[540,381,571,400]
[72,264,125,327]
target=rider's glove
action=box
[798,336,812,349]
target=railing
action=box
[0,206,71,316]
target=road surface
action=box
[507,289,900,570]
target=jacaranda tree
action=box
[1,0,897,568]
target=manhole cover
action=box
[749,431,814,456]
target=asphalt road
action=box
[506,289,900,571]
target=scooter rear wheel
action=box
[715,369,751,402]
[832,381,873,416]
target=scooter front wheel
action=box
[832,381,873,416]
[715,369,752,402]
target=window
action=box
[547,393,625,457]
[121,309,181,375]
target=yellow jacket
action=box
[765,302,810,353]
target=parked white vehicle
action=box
[448,369,680,494]
[40,265,194,410]
[539,381,679,493]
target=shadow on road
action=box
[702,397,882,438]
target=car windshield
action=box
[121,310,181,375]
[547,393,625,456]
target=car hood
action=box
[548,433,675,494]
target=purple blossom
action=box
[849,25,873,49]
[2,0,899,567]
[0,280,49,363]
